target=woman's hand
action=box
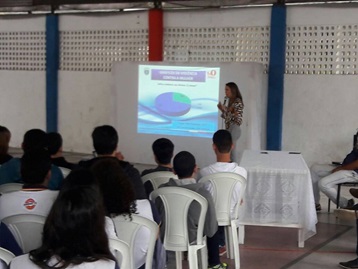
[217,102,224,112]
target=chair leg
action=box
[328,199,331,213]
[223,227,230,259]
[356,216,358,256]
[200,240,208,269]
[188,247,199,269]
[175,251,183,269]
[337,184,342,209]
[227,226,234,259]
[238,224,245,244]
[231,221,241,269]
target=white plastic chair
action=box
[0,247,15,265]
[151,187,208,269]
[109,238,131,269]
[141,171,178,190]
[58,167,71,178]
[2,214,46,253]
[199,172,247,269]
[111,214,158,269]
[0,183,22,194]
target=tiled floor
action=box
[9,148,358,268]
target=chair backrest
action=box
[199,172,247,224]
[141,171,178,190]
[58,167,71,178]
[0,183,23,194]
[0,247,15,265]
[2,214,46,253]
[108,238,131,269]
[151,187,208,251]
[111,214,158,269]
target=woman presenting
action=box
[217,82,244,162]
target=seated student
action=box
[0,126,12,165]
[311,147,358,210]
[141,138,174,195]
[92,158,162,269]
[47,132,76,170]
[199,129,247,217]
[9,169,118,269]
[198,129,247,255]
[0,129,63,190]
[0,149,59,222]
[79,125,146,199]
[159,151,226,269]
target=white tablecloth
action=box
[239,150,317,243]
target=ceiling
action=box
[0,0,357,14]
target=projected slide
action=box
[138,64,220,138]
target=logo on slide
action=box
[144,69,150,75]
[207,70,217,78]
[24,198,37,210]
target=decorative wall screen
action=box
[0,31,45,71]
[59,29,149,72]
[163,26,270,71]
[286,24,358,75]
[0,22,358,75]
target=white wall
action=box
[0,16,46,147]
[282,6,358,165]
[58,13,148,153]
[164,7,271,27]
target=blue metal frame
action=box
[45,15,59,132]
[266,4,287,150]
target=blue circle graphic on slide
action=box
[155,92,192,116]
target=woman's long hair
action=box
[29,169,114,269]
[226,82,244,105]
[0,126,11,156]
[92,158,137,219]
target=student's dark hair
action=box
[21,149,51,184]
[91,158,136,219]
[0,126,11,156]
[47,132,63,155]
[152,138,174,165]
[29,169,114,269]
[226,82,243,105]
[92,125,118,155]
[173,151,196,178]
[213,129,233,153]
[23,129,48,153]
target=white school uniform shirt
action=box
[199,162,247,218]
[105,199,154,269]
[10,254,117,269]
[0,190,59,222]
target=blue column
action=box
[45,15,59,132]
[266,5,286,150]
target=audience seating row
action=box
[0,168,246,269]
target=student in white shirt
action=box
[0,149,58,222]
[199,129,247,215]
[10,169,118,269]
[198,129,247,257]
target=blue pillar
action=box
[45,15,59,132]
[266,4,286,150]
